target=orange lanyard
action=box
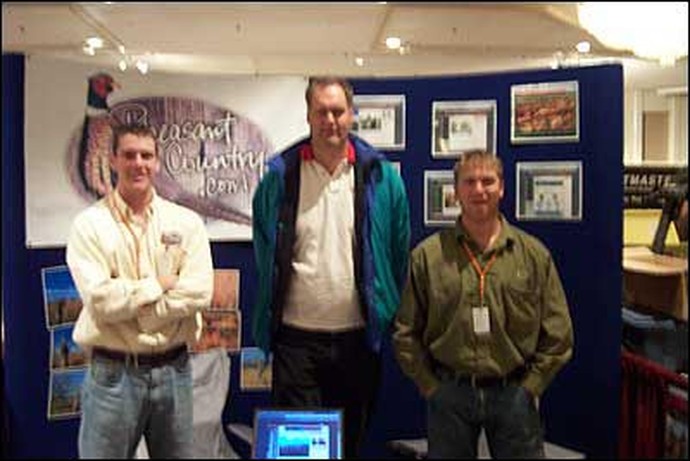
[462,240,497,306]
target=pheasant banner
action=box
[24,55,309,246]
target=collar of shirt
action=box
[299,140,356,164]
[110,189,157,224]
[455,213,515,252]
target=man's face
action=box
[110,133,159,197]
[456,160,504,222]
[307,83,354,150]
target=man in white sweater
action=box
[66,123,213,458]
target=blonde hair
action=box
[453,150,503,185]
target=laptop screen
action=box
[252,408,343,459]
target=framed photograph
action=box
[48,368,86,420]
[432,100,497,157]
[50,324,86,370]
[511,80,579,144]
[352,94,406,150]
[240,347,273,391]
[191,309,241,354]
[211,269,240,310]
[42,265,82,329]
[424,170,461,227]
[516,161,583,221]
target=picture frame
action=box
[211,269,240,311]
[240,347,273,391]
[190,309,241,354]
[432,100,497,158]
[352,94,406,150]
[516,161,583,221]
[50,324,86,370]
[424,170,461,227]
[511,80,579,144]
[48,368,86,420]
[42,265,82,329]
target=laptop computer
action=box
[252,408,344,459]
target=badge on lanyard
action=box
[472,306,491,334]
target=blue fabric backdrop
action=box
[2,53,622,458]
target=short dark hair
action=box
[453,150,503,185]
[305,76,354,108]
[111,124,157,156]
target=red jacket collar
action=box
[299,140,356,164]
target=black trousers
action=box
[272,324,381,459]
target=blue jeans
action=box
[78,351,193,459]
[427,380,545,459]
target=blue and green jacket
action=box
[252,134,410,355]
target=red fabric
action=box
[619,349,688,459]
[299,141,356,163]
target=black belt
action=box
[92,344,187,367]
[278,324,366,342]
[452,366,528,388]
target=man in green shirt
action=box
[393,150,573,458]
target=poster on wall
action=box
[42,264,87,420]
[42,265,82,329]
[352,94,406,150]
[516,161,583,221]
[25,55,310,246]
[191,268,241,354]
[240,347,273,391]
[424,170,460,227]
[511,80,579,144]
[50,324,86,370]
[48,368,87,420]
[432,100,497,158]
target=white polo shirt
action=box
[282,143,365,332]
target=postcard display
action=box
[3,53,623,459]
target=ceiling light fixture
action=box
[385,36,402,50]
[577,2,688,65]
[85,36,104,49]
[135,59,149,75]
[82,44,96,56]
[575,41,591,54]
[82,36,104,56]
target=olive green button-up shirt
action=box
[393,215,573,398]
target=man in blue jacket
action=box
[252,76,410,458]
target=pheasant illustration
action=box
[75,72,118,200]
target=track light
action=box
[385,36,402,50]
[135,59,149,75]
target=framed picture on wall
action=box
[511,80,579,144]
[516,161,583,221]
[240,347,273,391]
[352,94,406,150]
[190,309,241,354]
[424,170,460,227]
[432,100,497,158]
[48,368,86,420]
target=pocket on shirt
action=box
[502,280,540,340]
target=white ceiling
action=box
[2,2,687,91]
